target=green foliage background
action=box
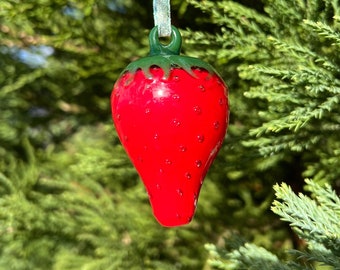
[0,0,339,269]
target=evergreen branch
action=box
[183,30,218,46]
[248,110,313,135]
[304,19,340,48]
[225,243,290,270]
[206,181,340,270]
[244,84,302,104]
[214,1,275,30]
[187,0,275,32]
[305,0,320,20]
[291,247,340,269]
[206,242,292,270]
[306,85,340,95]
[0,173,15,195]
[313,95,339,118]
[262,0,314,40]
[252,62,338,87]
[267,36,340,73]
[250,95,338,129]
[305,179,340,217]
[244,133,322,156]
[328,0,340,18]
[1,69,45,95]
[242,65,340,99]
[272,181,340,261]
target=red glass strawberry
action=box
[111,26,229,227]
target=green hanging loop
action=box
[149,26,182,56]
[123,25,216,78]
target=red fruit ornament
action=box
[111,26,229,227]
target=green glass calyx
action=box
[123,26,216,78]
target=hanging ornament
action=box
[111,0,229,227]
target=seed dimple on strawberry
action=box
[111,26,229,227]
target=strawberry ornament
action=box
[111,26,229,227]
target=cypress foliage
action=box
[186,0,340,186]
[185,0,340,269]
[205,180,340,269]
[0,0,339,269]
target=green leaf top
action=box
[123,26,217,78]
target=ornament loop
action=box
[149,26,182,56]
